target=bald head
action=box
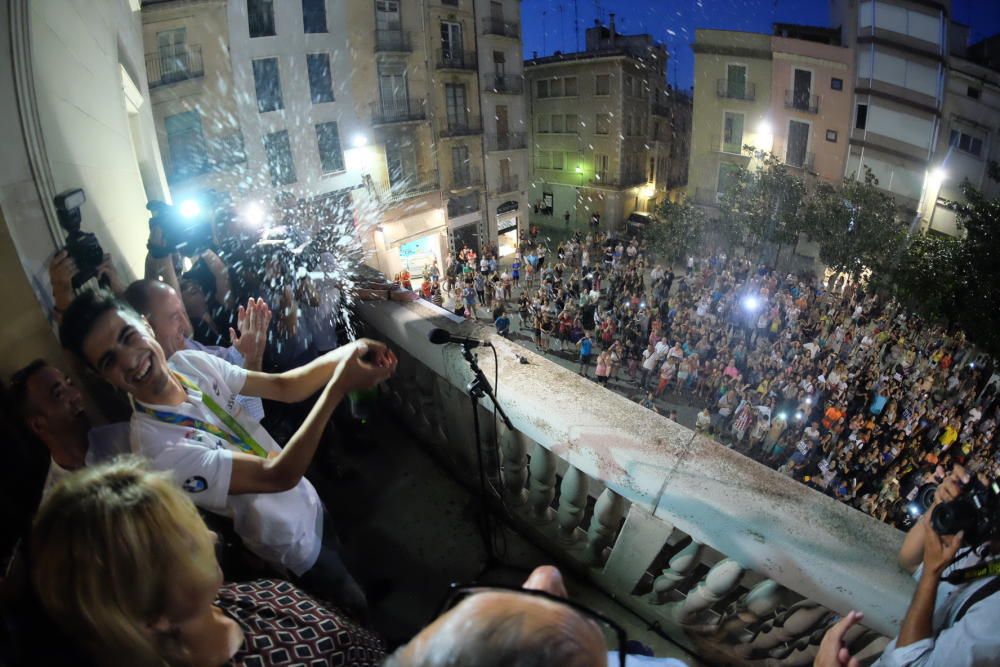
[123,279,192,358]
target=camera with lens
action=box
[54,189,107,290]
[146,196,216,258]
[919,477,1000,546]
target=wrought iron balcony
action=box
[490,174,519,197]
[785,90,820,114]
[435,49,478,71]
[448,166,482,190]
[145,45,204,89]
[785,151,816,171]
[651,103,670,117]
[166,131,246,183]
[439,118,483,138]
[716,78,756,101]
[482,73,523,95]
[364,172,439,205]
[374,28,411,53]
[485,132,527,151]
[481,17,520,38]
[355,303,909,667]
[370,98,426,125]
[711,134,749,156]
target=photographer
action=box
[816,465,1000,666]
[49,249,124,319]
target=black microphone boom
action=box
[427,327,491,348]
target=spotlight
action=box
[242,201,265,227]
[179,199,201,219]
[907,503,923,518]
[742,295,760,312]
[757,120,772,136]
[778,412,788,421]
[930,167,947,184]
[805,397,812,405]
[352,133,368,148]
[795,411,804,421]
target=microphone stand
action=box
[459,342,517,577]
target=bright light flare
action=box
[179,199,201,219]
[242,202,265,227]
[742,295,761,312]
[352,133,368,148]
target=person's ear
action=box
[26,414,47,439]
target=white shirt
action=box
[42,423,132,498]
[130,350,323,576]
[183,338,266,422]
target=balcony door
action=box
[445,83,468,129]
[793,68,812,110]
[496,104,509,138]
[726,64,746,99]
[787,120,809,167]
[500,157,511,189]
[157,28,188,81]
[490,1,503,22]
[375,0,401,31]
[386,136,417,188]
[378,63,408,117]
[452,145,471,186]
[441,21,462,60]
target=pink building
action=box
[769,25,854,184]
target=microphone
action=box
[427,328,492,348]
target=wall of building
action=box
[770,36,854,184]
[687,30,773,206]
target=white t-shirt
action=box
[42,423,132,499]
[130,350,323,576]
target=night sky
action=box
[520,0,1000,91]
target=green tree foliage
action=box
[883,232,963,324]
[647,198,706,265]
[716,149,807,262]
[950,184,1000,358]
[803,167,905,279]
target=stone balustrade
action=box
[355,298,913,665]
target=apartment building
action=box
[224,0,368,220]
[476,0,530,257]
[831,0,949,214]
[770,24,854,184]
[141,1,246,204]
[525,17,673,229]
[687,30,773,208]
[925,28,1000,235]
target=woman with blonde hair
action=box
[27,459,384,667]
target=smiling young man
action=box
[58,289,397,618]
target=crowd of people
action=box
[425,227,999,531]
[0,204,691,667]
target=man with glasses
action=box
[383,565,689,667]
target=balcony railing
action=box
[711,134,748,156]
[145,45,204,88]
[371,98,426,125]
[651,103,670,117]
[785,90,819,114]
[588,172,646,188]
[485,132,527,151]
[439,118,483,138]
[447,193,480,218]
[435,48,478,71]
[357,303,908,665]
[374,28,411,53]
[481,17,520,38]
[448,166,482,190]
[490,174,519,196]
[716,78,756,101]
[364,172,439,206]
[785,151,816,171]
[482,73,523,95]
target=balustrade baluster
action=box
[557,465,589,545]
[737,600,830,658]
[500,428,529,506]
[651,539,703,603]
[718,578,784,639]
[673,558,745,624]
[585,488,625,565]
[527,443,556,524]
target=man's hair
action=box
[382,594,603,667]
[58,289,132,367]
[122,279,160,318]
[8,359,50,421]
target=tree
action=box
[716,149,808,264]
[883,232,963,325]
[803,167,905,280]
[949,183,1000,358]
[647,198,706,265]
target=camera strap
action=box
[953,575,1000,624]
[942,557,1000,585]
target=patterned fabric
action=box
[217,579,385,667]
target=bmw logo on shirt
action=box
[183,476,208,493]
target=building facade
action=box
[525,18,674,230]
[832,0,949,215]
[141,0,246,205]
[687,29,773,208]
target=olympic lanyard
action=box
[135,373,268,458]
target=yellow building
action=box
[525,18,674,229]
[687,29,774,209]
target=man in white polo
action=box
[59,289,397,619]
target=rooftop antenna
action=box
[557,3,566,52]
[542,10,547,53]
